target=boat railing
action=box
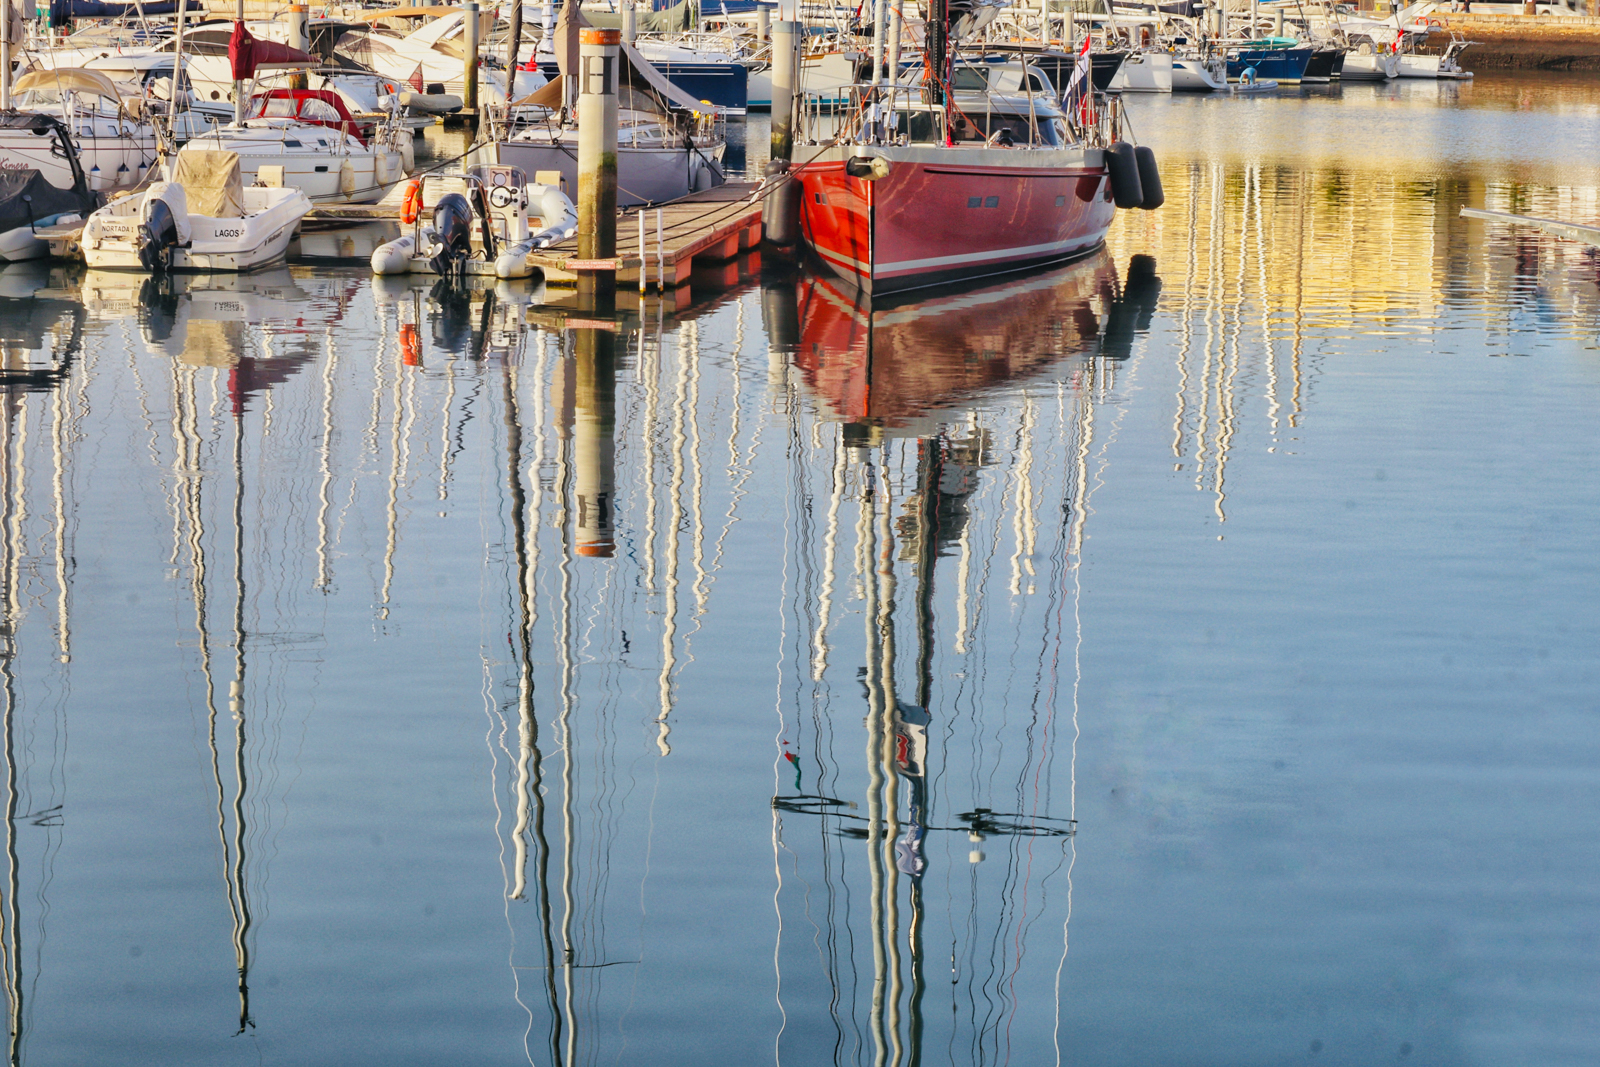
[798,80,1094,150]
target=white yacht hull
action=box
[0,125,153,193]
[1395,54,1445,78]
[1108,52,1173,92]
[1340,53,1399,81]
[1170,58,1227,91]
[179,126,411,205]
[1396,53,1474,79]
[747,67,772,109]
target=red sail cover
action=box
[228,21,316,82]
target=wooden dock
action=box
[306,180,765,290]
[533,181,764,289]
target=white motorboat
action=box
[1108,51,1173,92]
[80,149,312,272]
[796,51,868,109]
[0,115,99,262]
[370,163,576,279]
[9,68,158,192]
[1339,44,1401,81]
[1170,52,1229,91]
[1396,34,1475,79]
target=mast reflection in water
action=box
[0,98,1589,1062]
[754,254,1161,1065]
[0,264,85,1065]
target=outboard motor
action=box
[137,197,181,273]
[427,192,474,277]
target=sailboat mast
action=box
[926,0,947,116]
[233,0,246,125]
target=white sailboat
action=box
[170,23,414,205]
[497,3,726,207]
[9,68,157,191]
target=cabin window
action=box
[1055,195,1066,206]
[259,97,297,118]
[949,112,1061,147]
[984,196,999,208]
[1028,73,1048,93]
[891,110,939,143]
[951,68,989,91]
[284,139,303,147]
[967,197,981,207]
[301,98,342,123]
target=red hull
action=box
[795,144,1117,294]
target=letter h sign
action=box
[583,54,616,96]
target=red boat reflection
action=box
[774,252,1160,428]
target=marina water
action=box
[0,72,1593,1065]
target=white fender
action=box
[527,184,578,247]
[371,233,419,275]
[339,159,357,197]
[494,238,536,279]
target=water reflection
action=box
[752,254,1161,1065]
[0,90,1591,1059]
[0,268,84,1065]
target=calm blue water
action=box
[0,72,1591,1066]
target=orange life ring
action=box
[400,180,422,225]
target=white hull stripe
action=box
[814,234,1104,277]
[877,236,1104,275]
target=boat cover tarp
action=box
[172,149,244,219]
[14,67,149,120]
[47,0,179,24]
[581,0,695,33]
[0,167,97,238]
[13,67,123,100]
[228,21,316,81]
[520,73,563,109]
